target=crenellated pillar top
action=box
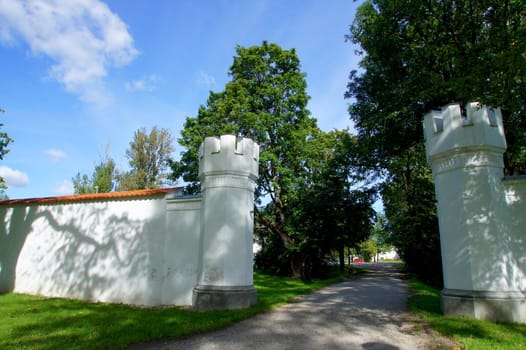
[198,135,259,181]
[423,102,507,164]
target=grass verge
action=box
[408,277,526,350]
[0,270,345,350]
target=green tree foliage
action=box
[171,41,320,278]
[370,212,394,259]
[118,126,175,191]
[256,130,375,278]
[285,130,375,275]
[346,0,525,286]
[0,108,13,198]
[72,173,93,195]
[359,239,377,263]
[72,155,117,194]
[381,145,442,285]
[0,108,12,161]
[347,0,525,173]
[93,157,117,193]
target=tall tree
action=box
[72,153,117,194]
[72,173,93,195]
[0,108,12,161]
[346,0,525,285]
[171,41,318,278]
[118,126,175,191]
[93,157,117,193]
[0,108,13,198]
[370,212,394,260]
[286,130,375,275]
[359,239,377,263]
[347,0,526,172]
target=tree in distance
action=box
[72,147,117,194]
[117,126,175,191]
[280,129,375,276]
[0,107,13,199]
[73,127,175,194]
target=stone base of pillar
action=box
[192,285,257,311]
[441,289,526,323]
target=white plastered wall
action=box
[0,135,259,308]
[0,193,202,306]
[11,197,165,305]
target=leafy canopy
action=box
[72,154,117,195]
[343,0,526,285]
[72,127,175,194]
[347,0,526,174]
[0,108,13,198]
[118,126,175,190]
[171,41,316,199]
[173,41,375,279]
[171,41,324,278]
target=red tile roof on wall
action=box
[0,187,182,205]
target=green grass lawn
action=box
[0,271,345,350]
[409,277,526,350]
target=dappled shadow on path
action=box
[362,342,399,350]
[130,263,436,350]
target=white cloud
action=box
[197,71,216,89]
[0,166,29,187]
[55,180,74,195]
[44,148,67,163]
[125,74,160,92]
[0,0,138,102]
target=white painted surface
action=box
[0,135,259,307]
[164,196,201,305]
[378,249,399,261]
[197,135,258,287]
[424,103,526,294]
[5,196,168,305]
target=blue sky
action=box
[0,0,362,200]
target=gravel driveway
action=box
[129,263,454,350]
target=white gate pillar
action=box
[423,103,526,323]
[193,135,259,311]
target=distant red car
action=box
[353,258,364,263]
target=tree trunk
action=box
[338,245,345,272]
[290,253,303,279]
[255,202,305,279]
